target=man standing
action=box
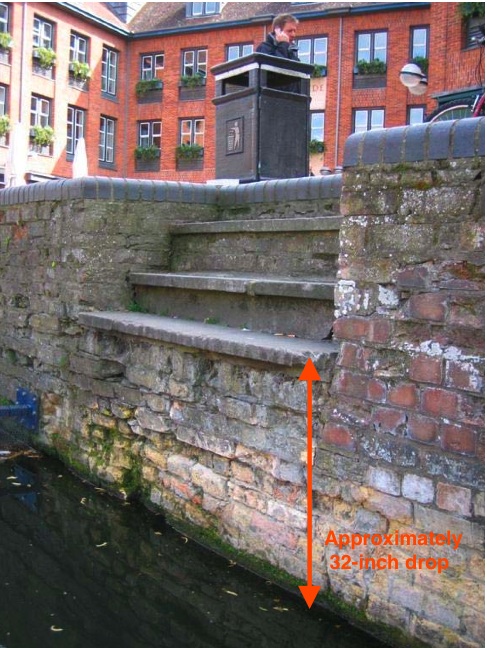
[256,14,300,61]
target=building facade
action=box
[0,1,483,185]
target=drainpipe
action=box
[19,2,28,124]
[334,16,343,169]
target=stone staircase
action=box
[79,212,342,370]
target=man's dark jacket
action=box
[256,33,301,93]
[256,32,300,61]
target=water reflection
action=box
[0,456,386,648]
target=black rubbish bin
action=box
[211,53,314,182]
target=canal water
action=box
[0,451,387,648]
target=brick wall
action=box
[0,119,484,648]
[1,3,483,183]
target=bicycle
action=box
[425,24,484,121]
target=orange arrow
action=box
[298,358,321,609]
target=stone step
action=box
[78,311,339,371]
[130,271,336,300]
[130,271,335,340]
[170,216,342,235]
[169,216,341,276]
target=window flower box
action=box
[68,60,92,89]
[33,47,56,69]
[311,64,327,78]
[353,59,387,89]
[29,124,54,147]
[0,113,11,138]
[0,31,12,64]
[136,78,163,103]
[179,74,206,101]
[176,144,204,171]
[134,145,161,160]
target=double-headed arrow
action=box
[298,358,321,609]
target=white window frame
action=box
[296,36,328,66]
[30,94,51,127]
[180,118,205,148]
[353,108,385,133]
[310,112,324,142]
[67,106,85,155]
[411,26,429,59]
[182,48,207,78]
[407,106,425,125]
[70,32,88,63]
[226,43,253,61]
[138,120,162,149]
[33,16,54,49]
[102,46,118,95]
[140,53,164,80]
[0,3,8,33]
[356,31,387,63]
[99,116,115,163]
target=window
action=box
[102,47,118,95]
[138,120,161,149]
[140,53,164,80]
[67,106,85,155]
[0,84,7,144]
[226,43,253,61]
[296,36,328,66]
[356,31,387,63]
[353,108,384,133]
[407,106,425,125]
[179,118,204,148]
[187,2,222,17]
[310,112,324,142]
[0,84,6,115]
[410,26,429,59]
[33,16,54,49]
[99,116,115,164]
[0,3,8,33]
[70,32,88,63]
[182,48,207,78]
[30,94,51,127]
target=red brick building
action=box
[0,2,483,185]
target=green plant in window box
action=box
[135,78,163,96]
[0,113,11,138]
[412,56,429,75]
[355,59,387,75]
[69,60,92,80]
[309,139,326,155]
[134,145,161,160]
[30,124,55,147]
[33,47,57,69]
[0,32,13,50]
[459,2,485,18]
[175,143,204,159]
[311,64,327,78]
[180,74,205,88]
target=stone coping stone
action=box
[0,174,342,206]
[343,117,485,168]
[129,271,336,300]
[78,311,339,369]
[170,216,342,235]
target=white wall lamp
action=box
[399,63,428,95]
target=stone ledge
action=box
[78,311,339,370]
[0,174,342,207]
[344,117,485,168]
[170,216,342,235]
[129,271,336,300]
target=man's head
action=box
[272,14,298,42]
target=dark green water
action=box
[0,454,387,648]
